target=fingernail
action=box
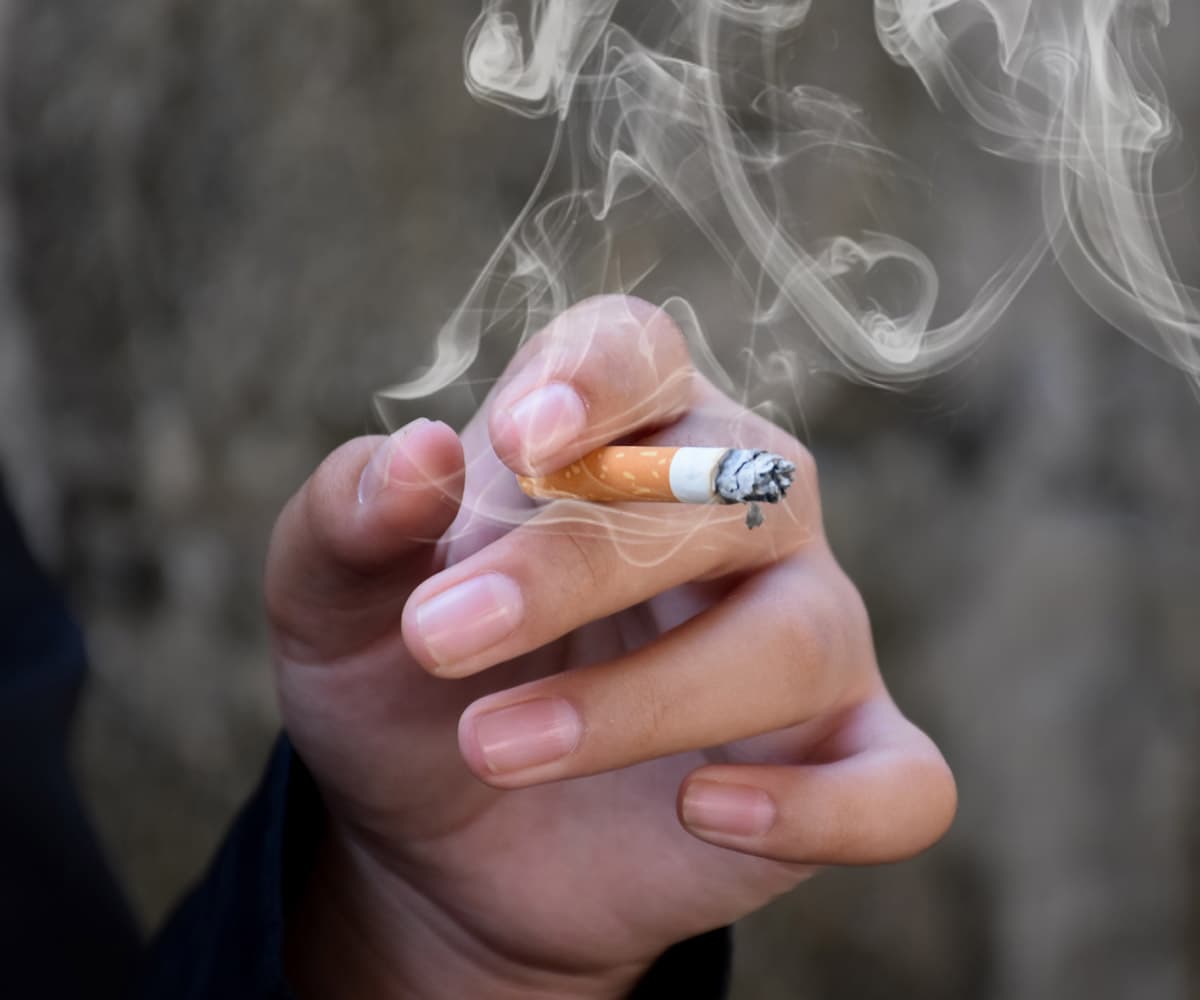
[357,418,431,505]
[505,383,587,469]
[413,573,523,668]
[470,698,582,775]
[682,781,777,838]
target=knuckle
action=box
[515,518,611,605]
[594,310,691,400]
[585,299,692,394]
[629,668,672,741]
[581,335,636,400]
[833,566,872,649]
[505,298,695,426]
[561,530,604,594]
[788,594,845,709]
[776,558,870,712]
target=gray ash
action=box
[714,449,796,527]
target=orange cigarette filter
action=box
[517,447,686,503]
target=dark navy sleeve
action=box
[133,738,322,999]
[137,736,731,999]
[0,488,141,1000]
[631,926,732,999]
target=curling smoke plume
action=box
[379,0,1199,413]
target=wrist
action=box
[286,821,649,1000]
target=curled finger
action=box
[678,701,958,865]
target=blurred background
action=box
[0,1,1197,998]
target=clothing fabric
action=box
[0,486,141,999]
[0,486,730,999]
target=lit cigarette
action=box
[517,447,796,527]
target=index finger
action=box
[488,295,694,476]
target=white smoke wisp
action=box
[377,0,1198,407]
[378,0,1198,435]
[878,0,1199,375]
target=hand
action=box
[266,296,957,999]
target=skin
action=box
[268,295,957,999]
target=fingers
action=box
[404,397,819,677]
[453,554,869,788]
[678,704,958,865]
[266,418,465,664]
[400,455,817,677]
[489,295,694,475]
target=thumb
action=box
[266,418,465,664]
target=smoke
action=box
[878,0,1198,374]
[379,0,1198,414]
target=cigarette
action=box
[517,447,796,527]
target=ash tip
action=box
[715,449,797,508]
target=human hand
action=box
[266,296,957,999]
